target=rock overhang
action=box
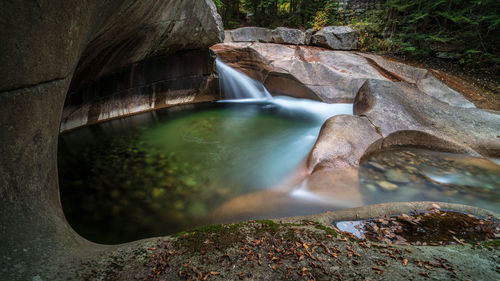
[0,0,224,279]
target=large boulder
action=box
[227,27,273,43]
[354,79,500,157]
[311,26,359,50]
[307,115,382,172]
[359,53,475,108]
[271,27,306,45]
[225,27,307,45]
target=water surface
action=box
[359,148,500,213]
[59,99,351,244]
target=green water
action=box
[58,102,320,244]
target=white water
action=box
[216,58,354,206]
[217,59,272,100]
[216,59,352,125]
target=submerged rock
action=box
[311,26,359,50]
[0,0,224,279]
[378,181,399,191]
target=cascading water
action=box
[216,59,272,100]
[216,58,352,125]
[214,58,354,214]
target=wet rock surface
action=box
[308,115,382,171]
[2,7,499,277]
[359,148,500,213]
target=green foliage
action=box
[385,0,500,69]
[310,1,339,30]
[347,10,395,53]
[213,0,224,9]
[214,0,339,28]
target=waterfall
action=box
[216,58,352,125]
[216,59,272,100]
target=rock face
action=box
[0,0,223,279]
[61,49,219,132]
[311,26,359,50]
[305,28,315,45]
[212,42,477,106]
[213,40,499,213]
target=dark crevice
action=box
[0,76,69,95]
[363,56,411,84]
[359,114,383,137]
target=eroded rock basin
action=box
[59,99,499,245]
[58,98,352,244]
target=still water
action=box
[359,148,500,213]
[59,99,352,244]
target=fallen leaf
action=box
[419,272,430,278]
[431,204,441,209]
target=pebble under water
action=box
[359,148,500,213]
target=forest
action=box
[213,0,500,72]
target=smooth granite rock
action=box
[311,26,359,50]
[212,42,476,106]
[228,27,273,43]
[271,27,307,45]
[354,79,500,157]
[307,115,382,172]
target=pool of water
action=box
[58,98,352,244]
[359,148,500,213]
